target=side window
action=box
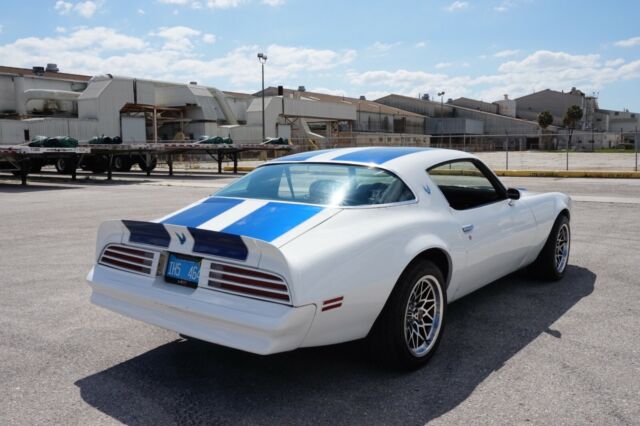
[428,160,504,210]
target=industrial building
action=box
[375,93,548,149]
[256,86,430,147]
[0,65,429,148]
[1,63,636,150]
[515,88,640,134]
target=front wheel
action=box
[368,260,447,370]
[532,214,570,281]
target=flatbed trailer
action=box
[0,143,292,185]
[0,146,91,185]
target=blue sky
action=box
[1,0,640,110]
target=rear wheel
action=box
[55,158,75,174]
[138,156,157,172]
[85,155,108,174]
[368,260,446,370]
[532,214,570,281]
[113,155,133,172]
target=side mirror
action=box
[506,188,521,200]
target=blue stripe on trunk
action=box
[331,147,430,164]
[221,202,324,242]
[123,220,171,247]
[189,227,248,261]
[161,197,243,228]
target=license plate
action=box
[165,253,201,287]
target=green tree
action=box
[562,105,583,169]
[537,111,553,129]
[537,111,554,150]
[563,105,583,149]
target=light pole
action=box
[438,91,445,146]
[257,52,268,142]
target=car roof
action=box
[270,147,476,171]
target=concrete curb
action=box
[494,170,640,178]
[225,165,640,178]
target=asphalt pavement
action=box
[0,173,638,425]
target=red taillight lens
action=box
[207,262,290,303]
[99,244,158,276]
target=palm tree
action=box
[537,111,553,150]
[563,105,584,150]
[563,105,583,169]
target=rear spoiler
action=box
[95,220,291,280]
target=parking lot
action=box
[1,172,639,425]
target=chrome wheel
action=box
[404,275,444,357]
[555,223,570,273]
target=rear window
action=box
[216,163,415,207]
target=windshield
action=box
[216,163,415,207]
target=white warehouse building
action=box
[0,65,430,147]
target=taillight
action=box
[99,244,160,276]
[207,261,291,304]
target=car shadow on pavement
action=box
[75,265,595,425]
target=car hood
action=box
[156,196,342,248]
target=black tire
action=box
[138,156,158,172]
[55,158,75,174]
[113,155,133,172]
[30,159,43,173]
[368,260,447,370]
[531,214,570,281]
[85,156,108,174]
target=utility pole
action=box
[437,91,445,148]
[635,126,638,172]
[257,53,268,142]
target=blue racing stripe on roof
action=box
[161,197,244,227]
[331,147,432,164]
[221,202,324,242]
[273,149,336,162]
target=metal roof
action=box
[0,65,91,82]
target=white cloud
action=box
[368,41,400,55]
[55,0,102,18]
[435,62,452,69]
[262,0,285,5]
[493,49,520,58]
[74,1,100,18]
[154,26,201,50]
[159,0,245,8]
[308,87,347,96]
[614,36,640,48]
[348,50,640,103]
[494,0,513,12]
[55,26,66,33]
[202,33,216,44]
[494,0,530,12]
[445,1,469,12]
[137,8,145,14]
[415,41,427,48]
[605,58,625,67]
[0,28,356,89]
[55,1,73,14]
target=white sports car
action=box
[87,147,571,369]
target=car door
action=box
[428,159,536,298]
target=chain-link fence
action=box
[218,130,639,171]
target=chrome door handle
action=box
[462,224,474,233]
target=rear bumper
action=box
[87,265,316,355]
